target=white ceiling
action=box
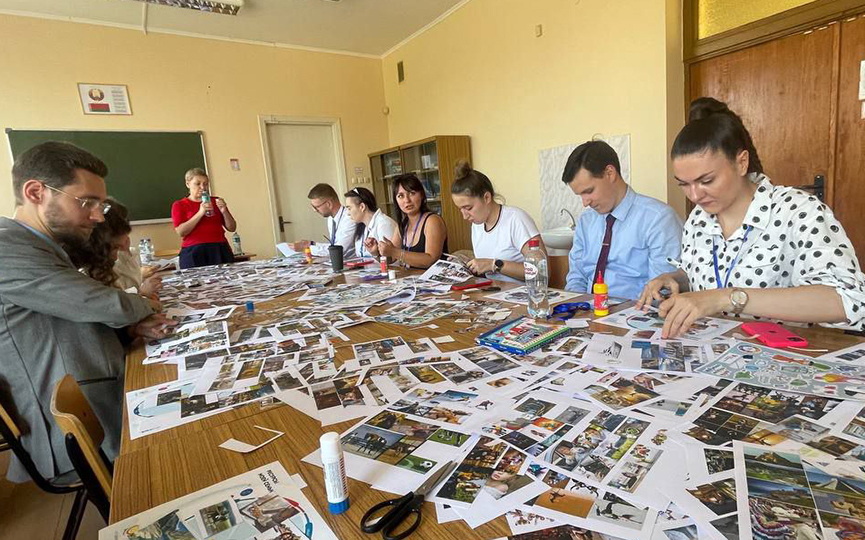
[0,0,468,57]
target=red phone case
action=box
[741,322,808,348]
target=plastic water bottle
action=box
[231,232,242,255]
[144,238,154,263]
[524,238,550,318]
[138,239,149,265]
[201,191,213,217]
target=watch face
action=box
[732,290,748,305]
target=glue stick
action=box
[320,432,350,514]
[380,256,388,276]
[593,271,609,317]
[304,246,314,264]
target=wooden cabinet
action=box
[369,136,472,252]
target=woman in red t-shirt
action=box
[171,168,237,269]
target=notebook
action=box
[476,316,571,355]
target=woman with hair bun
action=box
[450,160,544,282]
[637,97,865,338]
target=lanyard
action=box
[712,225,753,289]
[331,207,344,245]
[360,211,377,258]
[402,213,426,251]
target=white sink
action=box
[542,226,575,251]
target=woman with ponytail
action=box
[637,97,865,338]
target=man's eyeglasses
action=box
[310,199,329,212]
[43,184,112,215]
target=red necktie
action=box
[595,214,616,279]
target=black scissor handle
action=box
[361,492,412,533]
[381,494,423,540]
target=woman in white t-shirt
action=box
[344,187,400,259]
[450,161,544,282]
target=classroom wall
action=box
[381,0,686,225]
[0,15,389,258]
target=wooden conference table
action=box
[110,269,865,538]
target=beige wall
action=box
[381,0,685,225]
[0,15,389,258]
[1,2,687,255]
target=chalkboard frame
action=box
[5,128,209,225]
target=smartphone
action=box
[741,321,809,348]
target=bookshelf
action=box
[369,136,472,252]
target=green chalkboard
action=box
[6,130,206,223]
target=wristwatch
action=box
[494,259,504,273]
[730,288,749,314]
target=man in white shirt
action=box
[290,183,355,258]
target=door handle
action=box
[278,216,292,232]
[794,174,825,202]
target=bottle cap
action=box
[245,301,255,313]
[528,238,540,248]
[328,498,350,514]
[320,432,342,461]
[596,271,605,284]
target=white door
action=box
[265,123,340,243]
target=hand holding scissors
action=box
[360,461,457,539]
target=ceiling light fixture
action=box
[127,0,244,16]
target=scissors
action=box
[360,460,458,539]
[548,302,591,321]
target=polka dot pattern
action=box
[680,175,865,330]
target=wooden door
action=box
[689,27,837,191]
[689,23,865,259]
[835,16,865,262]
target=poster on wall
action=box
[78,83,132,115]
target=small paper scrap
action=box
[433,335,456,344]
[219,425,284,453]
[566,318,590,328]
[291,473,307,489]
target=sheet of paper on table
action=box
[99,461,337,540]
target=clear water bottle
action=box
[231,232,242,255]
[138,239,149,265]
[201,191,213,217]
[524,238,550,318]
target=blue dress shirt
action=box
[565,187,683,300]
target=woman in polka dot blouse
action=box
[638,98,865,338]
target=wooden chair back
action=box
[0,400,22,440]
[50,375,112,499]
